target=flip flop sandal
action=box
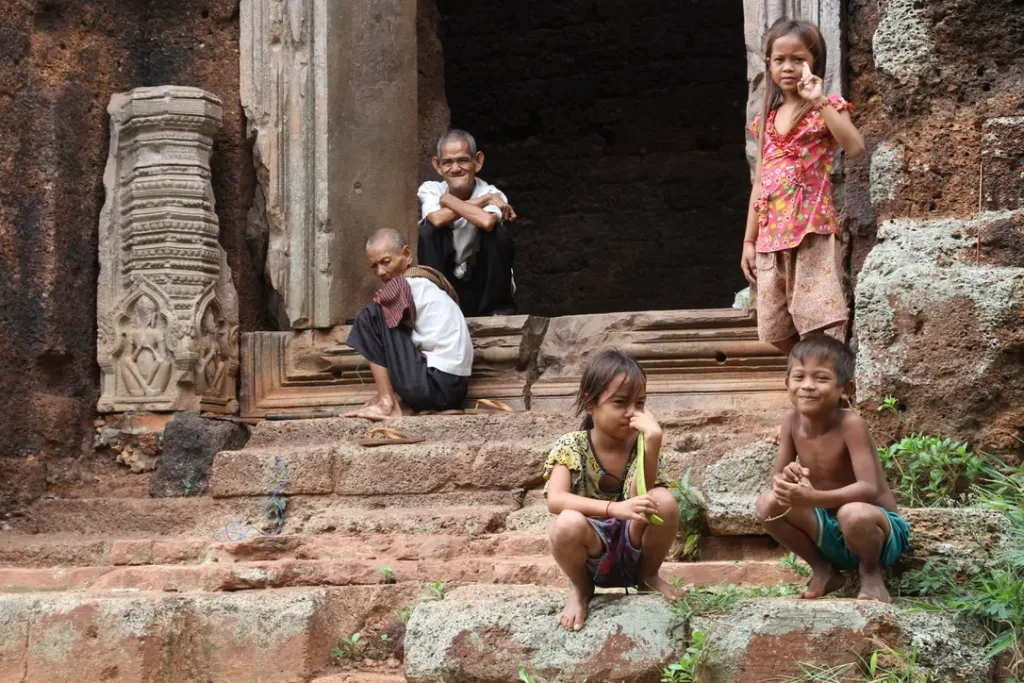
[462,398,521,415]
[359,427,426,447]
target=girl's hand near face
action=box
[629,407,662,440]
[797,61,824,103]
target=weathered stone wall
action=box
[846,0,1024,454]
[0,0,263,460]
[437,0,751,316]
[845,0,1024,274]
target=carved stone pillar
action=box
[241,0,419,329]
[743,0,843,170]
[97,86,239,414]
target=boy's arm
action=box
[772,411,798,476]
[783,414,881,509]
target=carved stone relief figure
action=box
[114,295,173,398]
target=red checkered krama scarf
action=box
[373,266,459,330]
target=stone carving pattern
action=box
[97,86,239,413]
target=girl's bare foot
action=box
[857,569,892,603]
[558,585,594,632]
[638,575,686,601]
[797,567,844,599]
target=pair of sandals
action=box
[359,398,519,447]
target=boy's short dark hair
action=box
[788,335,856,385]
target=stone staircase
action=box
[1,302,1010,682]
[1,404,1008,682]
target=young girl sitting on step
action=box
[740,19,866,355]
[543,348,680,632]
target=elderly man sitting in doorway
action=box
[418,129,517,317]
[344,228,473,421]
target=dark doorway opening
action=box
[437,0,751,316]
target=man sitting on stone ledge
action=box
[418,129,517,317]
[344,228,473,421]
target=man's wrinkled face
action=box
[366,240,412,283]
[432,139,484,194]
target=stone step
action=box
[210,441,555,497]
[6,496,519,537]
[244,409,780,449]
[0,530,784,571]
[404,585,992,683]
[0,556,799,594]
[314,674,406,683]
[0,584,420,683]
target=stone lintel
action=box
[239,315,547,418]
[531,309,788,412]
[239,309,787,418]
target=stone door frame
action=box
[240,0,843,329]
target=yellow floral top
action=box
[542,431,668,501]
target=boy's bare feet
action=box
[857,568,892,603]
[797,566,844,599]
[639,575,686,601]
[765,424,782,445]
[558,584,594,632]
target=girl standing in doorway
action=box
[740,19,866,354]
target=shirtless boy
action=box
[755,335,910,603]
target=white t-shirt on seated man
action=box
[407,276,473,377]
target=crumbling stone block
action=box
[855,213,1024,454]
[149,412,249,497]
[405,584,685,683]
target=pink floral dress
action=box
[748,95,853,253]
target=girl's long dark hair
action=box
[573,348,647,430]
[758,19,827,158]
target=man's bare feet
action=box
[797,567,844,599]
[558,585,594,632]
[343,395,402,421]
[639,575,686,601]
[857,568,892,603]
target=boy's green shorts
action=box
[813,507,911,571]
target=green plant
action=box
[894,462,1024,677]
[379,566,396,584]
[331,632,363,661]
[661,629,711,682]
[861,644,936,682]
[181,478,193,495]
[878,434,986,507]
[781,552,812,579]
[877,395,901,417]
[423,581,446,601]
[669,469,705,561]
[394,605,414,623]
[671,583,801,621]
[780,661,856,682]
[782,644,935,682]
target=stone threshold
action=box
[239,308,788,418]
